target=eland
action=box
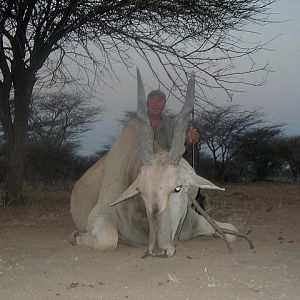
[70,70,253,257]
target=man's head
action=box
[147,90,166,117]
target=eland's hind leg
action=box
[71,214,118,251]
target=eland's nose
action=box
[151,247,167,258]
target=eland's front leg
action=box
[71,214,118,251]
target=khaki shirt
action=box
[152,115,176,151]
[152,115,200,174]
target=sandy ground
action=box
[0,183,299,300]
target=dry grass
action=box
[204,182,300,228]
[0,183,72,227]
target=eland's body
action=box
[70,71,239,257]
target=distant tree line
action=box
[0,93,299,204]
[195,105,300,183]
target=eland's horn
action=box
[137,68,154,165]
[167,72,195,165]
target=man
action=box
[146,89,199,149]
[146,89,206,211]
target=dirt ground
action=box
[0,183,299,300]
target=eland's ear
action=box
[189,174,225,191]
[110,179,140,207]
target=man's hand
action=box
[187,127,199,145]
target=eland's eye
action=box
[174,185,182,193]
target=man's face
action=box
[147,95,166,116]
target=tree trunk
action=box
[3,75,33,204]
[5,123,27,204]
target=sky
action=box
[78,1,300,156]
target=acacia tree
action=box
[23,92,102,187]
[28,92,103,147]
[234,126,284,181]
[26,142,76,187]
[276,136,300,182]
[197,105,263,182]
[0,0,276,201]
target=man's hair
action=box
[147,89,166,102]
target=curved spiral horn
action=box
[136,68,154,165]
[167,72,195,165]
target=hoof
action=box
[70,231,83,246]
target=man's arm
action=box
[187,127,199,145]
